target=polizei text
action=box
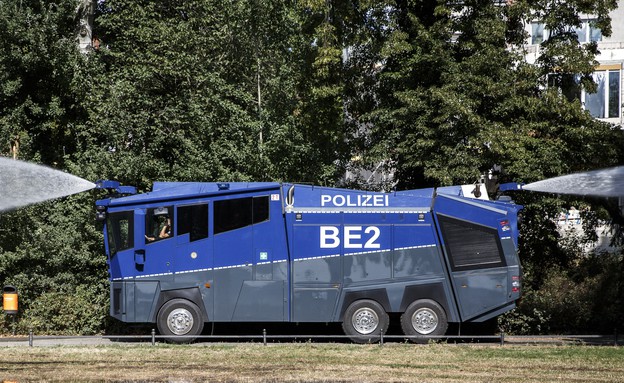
[320,194,389,207]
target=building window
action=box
[575,19,602,43]
[608,70,621,118]
[589,20,602,42]
[583,70,621,119]
[531,22,546,45]
[531,19,601,45]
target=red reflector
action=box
[512,287,520,292]
[500,220,509,226]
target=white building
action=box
[557,209,618,254]
[523,3,624,126]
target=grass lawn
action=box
[0,343,622,382]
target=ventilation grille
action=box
[438,215,506,271]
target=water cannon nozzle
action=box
[95,180,137,196]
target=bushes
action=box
[0,285,108,336]
[500,252,624,335]
[0,197,109,335]
[500,193,624,336]
[16,284,108,335]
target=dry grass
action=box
[0,343,622,382]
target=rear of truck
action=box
[432,188,522,323]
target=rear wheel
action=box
[401,299,448,343]
[157,298,204,344]
[342,300,389,344]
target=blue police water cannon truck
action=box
[95,180,523,343]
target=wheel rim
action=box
[411,307,438,335]
[352,307,379,335]
[167,308,194,335]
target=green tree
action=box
[0,196,108,335]
[0,0,107,334]
[0,0,86,165]
[1,0,623,336]
[78,0,350,187]
[359,0,622,189]
[78,0,260,187]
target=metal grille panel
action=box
[438,215,505,270]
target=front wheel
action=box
[157,298,204,344]
[342,299,389,344]
[401,299,448,343]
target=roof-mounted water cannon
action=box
[436,166,524,202]
[95,180,137,197]
[481,165,524,202]
[498,183,524,193]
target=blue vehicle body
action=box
[96,181,522,342]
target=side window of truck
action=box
[214,197,252,234]
[214,196,270,234]
[178,203,209,242]
[145,206,174,244]
[253,196,269,224]
[106,211,134,255]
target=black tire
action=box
[400,299,448,343]
[157,298,204,344]
[342,299,389,344]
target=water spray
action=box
[0,157,95,212]
[523,166,624,197]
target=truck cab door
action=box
[107,207,177,278]
[139,207,176,277]
[105,210,136,280]
[433,194,511,321]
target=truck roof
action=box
[96,181,518,213]
[96,181,437,209]
[97,182,281,207]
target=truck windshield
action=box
[106,211,134,256]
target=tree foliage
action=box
[354,0,622,188]
[0,0,85,165]
[78,0,353,187]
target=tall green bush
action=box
[500,252,624,335]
